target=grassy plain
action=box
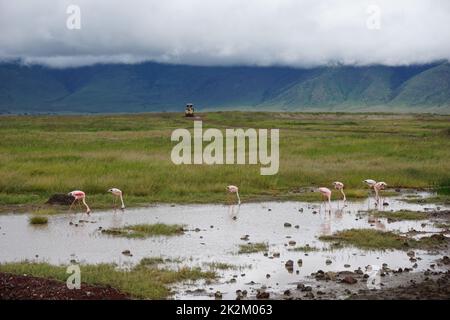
[0,112,449,211]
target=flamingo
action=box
[318,187,332,211]
[68,190,91,214]
[373,182,387,203]
[226,185,241,205]
[108,188,125,209]
[332,181,346,202]
[363,179,377,188]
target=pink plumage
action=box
[68,190,91,214]
[68,190,86,200]
[318,187,331,197]
[226,185,241,205]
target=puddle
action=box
[0,191,448,299]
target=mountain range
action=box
[1,61,449,114]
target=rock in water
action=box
[46,194,75,205]
[256,290,270,299]
[285,260,294,268]
[342,276,357,284]
[121,250,132,256]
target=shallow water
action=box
[0,191,448,299]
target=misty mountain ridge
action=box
[1,61,449,114]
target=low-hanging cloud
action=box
[1,0,449,68]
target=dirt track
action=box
[0,272,129,300]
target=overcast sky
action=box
[1,0,449,68]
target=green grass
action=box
[403,195,450,205]
[28,216,48,225]
[371,210,429,221]
[138,257,166,266]
[434,222,450,229]
[0,261,216,299]
[238,242,269,254]
[101,223,184,238]
[0,112,449,208]
[319,229,448,250]
[205,262,238,270]
[287,245,320,252]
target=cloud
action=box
[1,0,449,68]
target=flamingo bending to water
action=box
[68,190,91,214]
[373,182,387,203]
[332,181,346,202]
[227,185,241,205]
[108,188,125,209]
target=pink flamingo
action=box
[373,182,387,203]
[332,181,346,202]
[68,190,91,214]
[108,188,125,209]
[318,187,332,211]
[226,185,241,205]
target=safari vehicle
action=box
[185,103,194,117]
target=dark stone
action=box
[121,250,132,256]
[407,250,415,257]
[256,290,270,299]
[342,276,357,284]
[284,222,292,227]
[46,193,75,205]
[296,283,305,290]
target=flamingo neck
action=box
[340,189,346,201]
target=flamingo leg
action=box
[120,194,125,209]
[236,191,241,206]
[69,198,77,212]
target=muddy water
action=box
[0,191,448,299]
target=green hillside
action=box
[0,62,449,113]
